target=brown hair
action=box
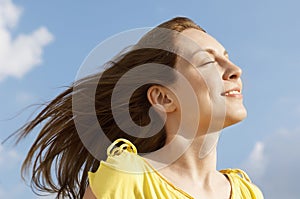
[15,17,205,198]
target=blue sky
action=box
[1,0,300,198]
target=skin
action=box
[173,28,246,131]
[84,29,247,199]
[83,186,96,199]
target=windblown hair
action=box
[16,17,205,198]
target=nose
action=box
[222,60,242,81]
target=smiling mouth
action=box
[221,88,243,98]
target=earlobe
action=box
[152,103,166,113]
[147,85,177,113]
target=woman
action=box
[17,17,263,198]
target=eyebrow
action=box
[192,48,229,57]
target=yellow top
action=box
[89,139,264,199]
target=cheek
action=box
[191,76,213,115]
[199,72,227,119]
[197,76,223,102]
[196,65,224,90]
[200,68,224,101]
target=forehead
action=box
[175,28,226,57]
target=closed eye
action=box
[198,60,216,67]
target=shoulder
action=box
[88,139,148,198]
[220,169,264,199]
[83,186,97,199]
[88,158,145,198]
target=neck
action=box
[142,118,231,198]
[143,131,220,183]
[168,133,219,181]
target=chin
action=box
[223,108,248,128]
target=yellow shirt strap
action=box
[107,138,137,156]
[231,169,251,182]
[220,168,252,182]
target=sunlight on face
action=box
[173,29,247,132]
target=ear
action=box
[147,85,177,113]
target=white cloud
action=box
[0,143,21,169]
[38,194,56,199]
[0,142,24,198]
[242,128,300,199]
[0,182,30,199]
[0,181,56,199]
[243,141,267,180]
[0,143,57,199]
[0,0,54,82]
[0,0,21,28]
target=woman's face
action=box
[172,28,247,131]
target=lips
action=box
[221,88,243,98]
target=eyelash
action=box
[199,60,216,67]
